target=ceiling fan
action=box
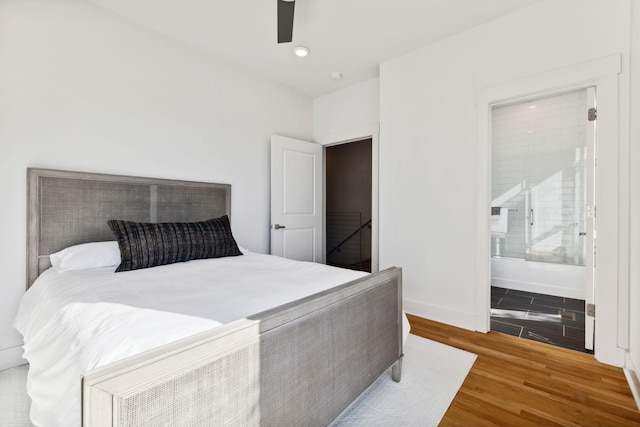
[277,0,295,43]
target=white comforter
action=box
[14,253,380,427]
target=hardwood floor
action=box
[408,314,640,426]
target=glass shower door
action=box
[523,90,588,266]
[492,88,590,267]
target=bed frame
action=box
[26,168,403,426]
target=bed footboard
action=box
[82,267,403,426]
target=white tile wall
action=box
[491,89,589,265]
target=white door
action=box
[270,135,323,262]
[584,87,596,351]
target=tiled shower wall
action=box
[491,89,588,265]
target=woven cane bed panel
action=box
[258,281,399,426]
[120,343,262,427]
[117,280,400,427]
[39,178,151,254]
[28,168,232,286]
[155,185,228,223]
[38,179,230,255]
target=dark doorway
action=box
[325,138,372,272]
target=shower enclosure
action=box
[490,88,594,300]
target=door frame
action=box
[487,86,597,351]
[474,55,626,366]
[314,124,380,272]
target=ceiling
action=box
[88,0,543,99]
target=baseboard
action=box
[624,353,640,411]
[403,298,475,331]
[0,345,26,371]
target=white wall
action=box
[0,0,312,369]
[313,78,379,141]
[313,78,382,271]
[628,0,640,405]
[378,0,630,338]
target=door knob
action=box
[273,224,286,230]
[579,232,586,236]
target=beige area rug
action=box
[0,364,32,427]
[0,334,475,427]
[332,333,477,426]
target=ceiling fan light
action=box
[294,46,310,57]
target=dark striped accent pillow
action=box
[108,215,242,272]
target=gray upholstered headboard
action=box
[27,168,231,288]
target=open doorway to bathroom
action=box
[489,88,596,354]
[325,138,372,272]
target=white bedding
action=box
[14,252,407,427]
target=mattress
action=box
[14,252,407,427]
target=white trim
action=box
[314,124,380,272]
[403,299,476,331]
[476,55,621,106]
[624,353,640,412]
[475,54,626,366]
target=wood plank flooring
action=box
[407,314,640,426]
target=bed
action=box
[15,168,405,427]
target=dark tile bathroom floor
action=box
[490,286,592,354]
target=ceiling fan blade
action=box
[277,0,295,43]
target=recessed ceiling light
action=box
[293,46,310,57]
[330,72,342,80]
[528,105,537,109]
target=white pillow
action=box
[49,241,121,271]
